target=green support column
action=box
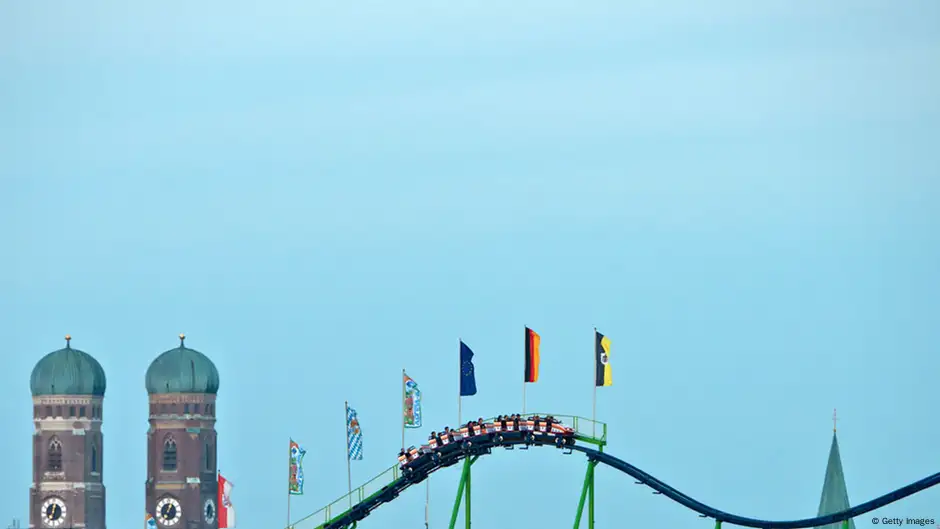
[448,456,479,529]
[572,460,597,528]
[589,445,602,528]
[465,459,472,529]
[715,521,722,529]
[842,521,850,529]
[588,469,594,528]
[449,459,471,529]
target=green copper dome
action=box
[30,337,107,396]
[146,335,220,394]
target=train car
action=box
[399,416,576,476]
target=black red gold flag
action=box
[524,326,540,383]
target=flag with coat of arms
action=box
[346,404,363,460]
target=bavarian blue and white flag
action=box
[346,405,363,460]
[403,373,422,429]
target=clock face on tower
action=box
[41,497,67,528]
[156,497,183,526]
[204,498,216,524]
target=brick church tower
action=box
[145,335,220,529]
[29,336,107,529]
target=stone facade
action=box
[146,393,219,529]
[30,395,105,529]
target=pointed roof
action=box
[814,432,855,529]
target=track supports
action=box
[573,450,600,528]
[588,457,595,528]
[448,456,479,529]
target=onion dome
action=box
[145,334,220,394]
[30,335,107,396]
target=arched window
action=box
[47,437,62,471]
[162,437,177,471]
[91,443,98,472]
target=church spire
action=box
[815,413,854,529]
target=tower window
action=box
[69,406,76,417]
[45,406,52,417]
[204,442,210,471]
[194,403,200,414]
[80,406,86,417]
[184,403,190,414]
[55,406,62,417]
[91,443,98,472]
[161,403,168,414]
[163,437,178,471]
[47,437,63,471]
[34,405,39,418]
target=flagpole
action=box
[286,441,292,529]
[522,326,526,415]
[401,369,406,450]
[345,400,352,508]
[522,381,526,415]
[592,327,597,438]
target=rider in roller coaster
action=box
[400,414,575,470]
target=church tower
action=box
[814,410,855,529]
[29,336,107,529]
[145,335,220,529]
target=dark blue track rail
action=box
[575,445,940,528]
[317,432,939,529]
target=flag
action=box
[288,440,305,495]
[524,326,540,383]
[218,473,236,528]
[145,513,157,529]
[346,406,363,460]
[595,331,612,387]
[403,373,422,428]
[459,341,476,396]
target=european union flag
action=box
[460,341,477,396]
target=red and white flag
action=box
[218,473,236,528]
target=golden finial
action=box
[179,333,185,346]
[832,408,838,433]
[65,335,71,347]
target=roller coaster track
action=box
[575,445,940,528]
[288,414,939,529]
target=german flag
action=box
[595,330,612,387]
[524,326,540,383]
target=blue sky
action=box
[1,1,939,528]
